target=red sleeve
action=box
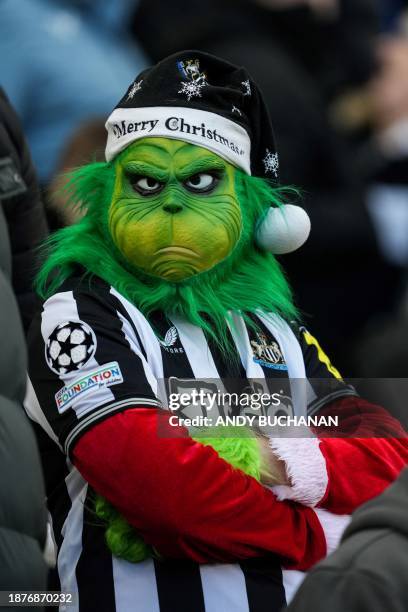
[72,407,325,569]
[269,397,408,515]
[317,397,408,514]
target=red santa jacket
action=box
[73,396,407,569]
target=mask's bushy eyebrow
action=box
[122,161,168,182]
[176,157,226,180]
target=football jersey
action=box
[25,276,356,612]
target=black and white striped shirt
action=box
[25,276,355,612]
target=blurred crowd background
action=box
[1,0,408,380]
[1,0,408,601]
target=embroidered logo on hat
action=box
[104,50,312,254]
[177,58,208,100]
[104,50,278,178]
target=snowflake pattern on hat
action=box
[177,59,208,101]
[242,80,251,96]
[108,52,281,180]
[127,80,143,100]
[263,149,279,177]
[178,80,206,101]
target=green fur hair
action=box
[94,496,154,563]
[95,429,262,563]
[35,154,298,355]
[36,154,299,560]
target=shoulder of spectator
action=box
[288,529,407,611]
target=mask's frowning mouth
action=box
[150,246,202,281]
[154,246,201,259]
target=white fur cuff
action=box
[269,436,328,506]
[314,508,350,555]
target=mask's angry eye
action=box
[184,172,219,193]
[129,175,164,196]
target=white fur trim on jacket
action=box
[269,436,328,506]
[314,508,351,555]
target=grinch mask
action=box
[36,49,305,355]
[108,138,242,282]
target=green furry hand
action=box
[95,428,263,563]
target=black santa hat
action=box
[105,50,310,254]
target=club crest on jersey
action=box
[251,332,287,370]
[45,320,97,375]
[158,326,184,353]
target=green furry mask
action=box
[109,138,242,282]
[36,137,298,352]
[36,138,298,562]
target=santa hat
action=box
[105,50,310,254]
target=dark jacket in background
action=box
[0,88,47,609]
[0,88,48,333]
[286,468,408,612]
[131,0,401,374]
[0,272,48,601]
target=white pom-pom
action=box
[255,204,311,254]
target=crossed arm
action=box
[72,397,407,567]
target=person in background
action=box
[0,88,48,332]
[0,90,48,609]
[332,18,408,380]
[0,0,148,187]
[46,119,107,227]
[285,468,408,612]
[131,0,401,375]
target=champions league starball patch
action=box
[45,321,97,375]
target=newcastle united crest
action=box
[251,332,288,370]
